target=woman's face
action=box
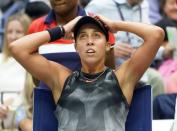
[164,0,177,21]
[6,20,25,44]
[75,24,108,66]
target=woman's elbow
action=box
[8,41,20,57]
[152,27,165,45]
[8,40,22,57]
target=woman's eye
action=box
[94,33,101,38]
[79,34,87,39]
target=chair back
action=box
[33,85,152,131]
[125,85,152,131]
[33,88,58,131]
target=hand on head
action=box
[63,14,117,35]
[63,16,83,34]
[63,14,117,39]
[92,14,117,33]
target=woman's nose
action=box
[87,37,94,46]
[87,42,94,46]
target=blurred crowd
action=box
[0,0,177,131]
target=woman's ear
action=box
[106,42,111,52]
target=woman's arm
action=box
[112,20,164,82]
[9,16,82,103]
[96,15,165,104]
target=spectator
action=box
[0,0,27,51]
[28,0,86,35]
[155,0,177,93]
[0,12,31,130]
[144,67,165,99]
[79,0,92,8]
[15,72,36,131]
[156,0,177,43]
[25,1,50,20]
[148,0,162,23]
[9,15,164,131]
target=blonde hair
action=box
[2,12,31,61]
[9,73,35,130]
[21,72,36,119]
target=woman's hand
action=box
[93,14,117,33]
[63,16,83,34]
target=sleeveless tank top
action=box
[55,67,129,131]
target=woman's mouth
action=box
[86,49,95,53]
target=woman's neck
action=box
[81,65,106,74]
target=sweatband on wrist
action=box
[46,26,65,42]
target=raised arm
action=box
[96,15,164,104]
[9,16,82,103]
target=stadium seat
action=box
[125,85,152,131]
[33,85,152,131]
